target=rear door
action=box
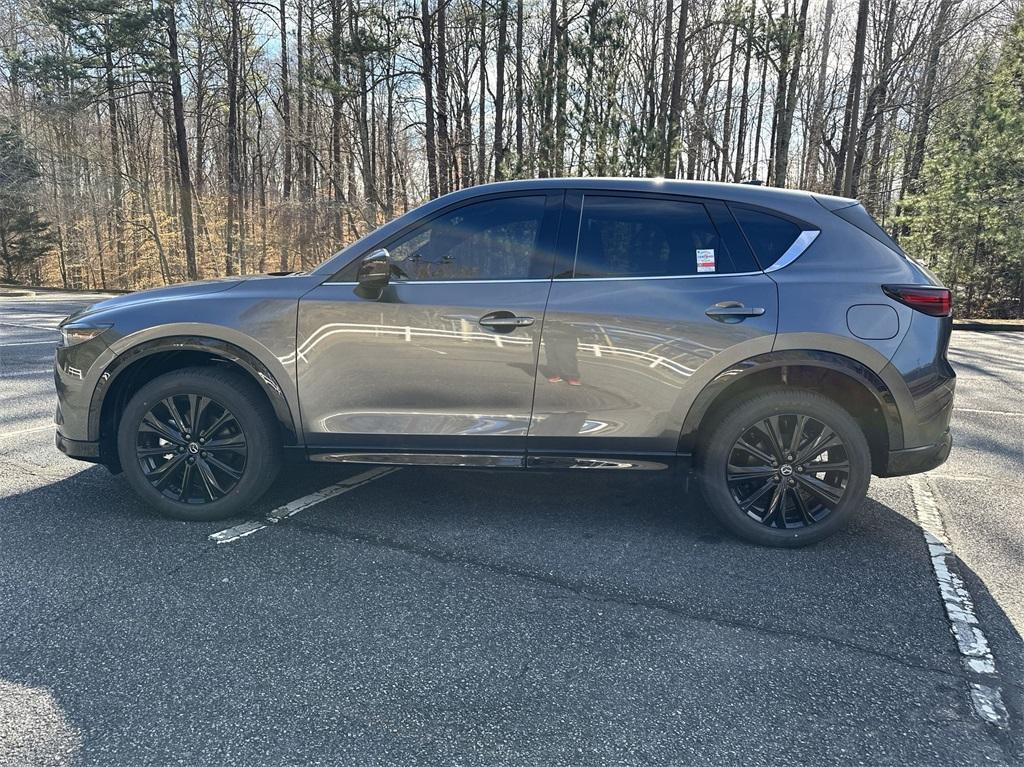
[527,190,778,464]
[297,192,562,463]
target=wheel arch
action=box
[678,350,905,471]
[91,336,300,470]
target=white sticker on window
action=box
[696,249,716,273]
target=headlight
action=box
[60,324,111,347]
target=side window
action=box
[386,195,547,281]
[572,195,738,278]
[730,205,804,267]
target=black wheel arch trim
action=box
[88,335,300,447]
[677,349,905,455]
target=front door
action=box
[527,191,779,465]
[296,192,562,464]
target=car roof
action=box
[433,177,857,211]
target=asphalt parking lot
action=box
[1,290,1021,766]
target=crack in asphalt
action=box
[279,517,1011,690]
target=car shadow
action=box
[0,464,1020,764]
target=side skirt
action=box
[303,448,678,471]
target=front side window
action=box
[571,195,736,278]
[385,195,547,281]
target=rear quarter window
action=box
[833,204,905,255]
[729,205,804,267]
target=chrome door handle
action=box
[705,302,766,323]
[478,311,535,332]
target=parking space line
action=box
[209,466,400,544]
[953,407,1023,416]
[910,475,1009,729]
[0,424,53,438]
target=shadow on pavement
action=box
[0,464,1020,765]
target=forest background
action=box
[1,0,1021,317]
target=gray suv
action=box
[54,179,955,546]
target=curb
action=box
[952,321,1023,333]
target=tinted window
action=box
[386,195,546,281]
[731,206,803,266]
[833,204,905,255]
[572,195,736,278]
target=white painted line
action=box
[953,407,1023,416]
[0,321,61,331]
[910,475,1009,729]
[0,340,57,346]
[209,466,399,544]
[0,424,53,438]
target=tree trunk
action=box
[801,0,833,189]
[492,0,508,179]
[515,0,524,173]
[720,22,739,181]
[834,0,869,196]
[552,0,568,176]
[538,0,557,176]
[102,33,125,287]
[329,0,344,243]
[435,0,451,194]
[420,0,438,197]
[477,1,488,183]
[166,0,199,281]
[664,0,689,177]
[771,0,810,187]
[733,1,755,181]
[278,0,292,270]
[900,0,953,201]
[225,0,241,275]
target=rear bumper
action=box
[878,431,952,477]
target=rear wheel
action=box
[698,389,871,547]
[117,366,281,521]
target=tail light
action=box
[882,285,951,317]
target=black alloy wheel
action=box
[726,413,850,529]
[136,394,248,504]
[698,388,871,547]
[117,366,281,521]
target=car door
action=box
[527,190,779,466]
[296,191,563,464]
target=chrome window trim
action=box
[764,229,820,273]
[557,271,763,282]
[321,272,765,287]
[321,278,552,286]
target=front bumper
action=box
[878,430,952,477]
[55,430,103,463]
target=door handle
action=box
[478,311,535,332]
[705,302,766,323]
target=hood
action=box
[61,276,245,326]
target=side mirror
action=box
[357,248,391,289]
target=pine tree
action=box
[0,123,53,281]
[901,9,1024,318]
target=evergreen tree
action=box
[0,123,53,282]
[901,9,1024,319]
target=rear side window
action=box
[730,206,804,267]
[571,195,745,278]
[833,204,904,255]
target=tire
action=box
[116,366,281,521]
[697,388,871,547]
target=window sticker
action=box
[696,249,716,273]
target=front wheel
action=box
[698,389,871,547]
[117,366,281,521]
